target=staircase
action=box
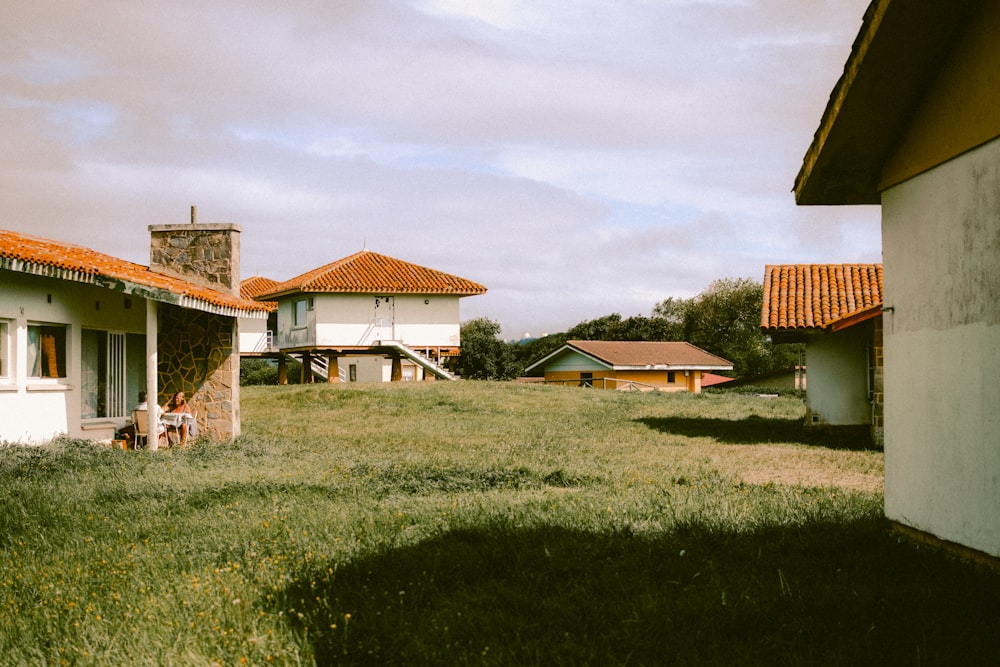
[284,352,334,381]
[285,342,456,381]
[379,340,457,380]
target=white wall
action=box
[805,324,871,426]
[273,293,462,349]
[273,297,315,349]
[0,272,147,443]
[881,137,1000,558]
[238,316,270,353]
[340,356,422,383]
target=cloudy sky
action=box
[2,0,879,339]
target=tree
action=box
[513,332,567,369]
[651,296,687,339]
[679,278,798,377]
[456,318,522,380]
[565,313,625,340]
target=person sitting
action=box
[118,391,165,447]
[162,391,197,446]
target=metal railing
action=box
[543,377,664,392]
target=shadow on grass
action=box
[636,416,876,450]
[279,519,999,666]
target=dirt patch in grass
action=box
[710,444,884,493]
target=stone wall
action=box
[149,223,241,296]
[149,222,243,440]
[871,314,884,448]
[158,304,240,439]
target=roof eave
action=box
[2,257,269,319]
[828,305,883,332]
[794,0,981,205]
[614,364,734,372]
[256,287,486,300]
[524,345,612,373]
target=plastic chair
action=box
[132,409,149,448]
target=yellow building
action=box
[525,340,732,393]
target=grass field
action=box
[1,382,997,665]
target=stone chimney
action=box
[148,210,241,296]
[148,208,244,441]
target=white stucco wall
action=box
[805,324,871,426]
[274,293,462,349]
[338,356,422,383]
[1,272,148,443]
[238,316,270,353]
[881,137,1000,558]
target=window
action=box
[581,372,593,388]
[27,324,67,378]
[667,371,676,383]
[81,330,144,419]
[349,364,357,382]
[0,320,8,378]
[293,298,310,327]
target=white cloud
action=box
[0,0,879,338]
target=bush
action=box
[239,358,302,385]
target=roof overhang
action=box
[829,304,883,332]
[612,364,734,372]
[1,257,268,319]
[524,344,734,374]
[794,0,981,205]
[765,304,882,342]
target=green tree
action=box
[680,278,797,377]
[513,332,567,369]
[456,318,523,380]
[651,296,688,339]
[565,313,625,340]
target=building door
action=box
[370,296,395,343]
[81,330,129,419]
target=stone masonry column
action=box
[148,222,242,440]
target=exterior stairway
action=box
[379,340,457,380]
[285,342,456,381]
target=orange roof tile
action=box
[240,275,279,311]
[761,264,883,333]
[257,249,487,299]
[1,229,269,318]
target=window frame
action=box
[27,322,69,380]
[0,319,9,380]
[292,298,310,328]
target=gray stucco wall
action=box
[881,137,1000,558]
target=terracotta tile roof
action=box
[761,264,883,333]
[257,249,487,299]
[0,229,269,318]
[240,275,279,311]
[523,340,733,373]
[700,372,735,387]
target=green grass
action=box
[1,382,997,665]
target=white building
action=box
[1,226,268,445]
[252,249,486,382]
[794,0,1000,561]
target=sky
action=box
[2,0,880,340]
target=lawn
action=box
[1,382,997,665]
